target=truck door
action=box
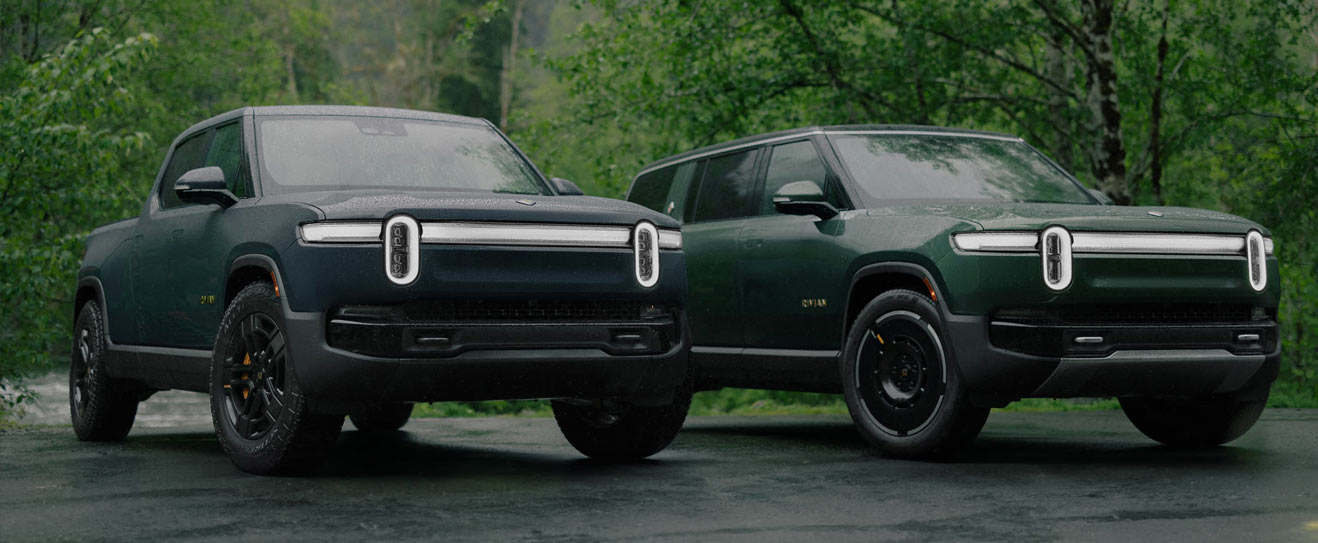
[133,123,242,349]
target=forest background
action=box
[2,0,1315,418]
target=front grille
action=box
[336,299,672,324]
[996,304,1260,326]
[327,299,681,357]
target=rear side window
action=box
[158,131,212,209]
[204,122,248,198]
[691,149,758,223]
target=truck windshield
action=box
[255,116,550,195]
[829,133,1094,204]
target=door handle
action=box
[171,229,185,239]
[743,238,763,249]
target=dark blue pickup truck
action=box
[71,106,691,474]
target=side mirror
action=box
[1088,188,1115,205]
[175,166,238,208]
[550,177,584,196]
[772,181,838,220]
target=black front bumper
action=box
[944,308,1280,405]
[283,303,690,407]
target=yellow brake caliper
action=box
[241,353,251,399]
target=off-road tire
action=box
[349,402,415,432]
[1120,394,1267,447]
[841,289,989,459]
[70,301,140,441]
[552,381,693,461]
[209,281,343,475]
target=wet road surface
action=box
[2,408,1316,542]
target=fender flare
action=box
[843,261,951,334]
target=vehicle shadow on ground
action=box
[108,428,701,478]
[680,420,1265,468]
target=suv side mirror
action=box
[551,177,584,196]
[175,166,238,208]
[773,181,838,220]
[1087,188,1115,205]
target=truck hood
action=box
[867,202,1268,235]
[264,190,680,229]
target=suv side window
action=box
[761,140,842,215]
[158,131,213,209]
[204,122,249,198]
[690,149,758,223]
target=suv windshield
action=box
[255,116,550,195]
[830,133,1094,204]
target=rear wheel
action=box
[841,289,988,459]
[1120,394,1267,447]
[350,402,414,432]
[210,282,343,475]
[552,382,692,461]
[69,301,140,441]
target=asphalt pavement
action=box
[2,405,1316,542]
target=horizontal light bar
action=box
[951,232,1038,252]
[658,230,682,250]
[301,220,682,249]
[955,231,1273,256]
[421,222,629,247]
[1071,233,1246,255]
[300,222,381,243]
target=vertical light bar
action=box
[1041,226,1073,291]
[384,215,420,286]
[634,221,659,288]
[1246,230,1266,292]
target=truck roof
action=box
[172,105,490,147]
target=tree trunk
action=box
[1081,0,1129,204]
[1045,28,1073,171]
[1147,1,1170,206]
[499,0,525,130]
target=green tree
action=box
[0,28,157,408]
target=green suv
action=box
[626,126,1279,458]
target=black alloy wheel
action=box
[854,310,947,437]
[841,289,988,459]
[220,312,289,441]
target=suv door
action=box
[737,138,849,378]
[133,122,244,349]
[683,148,762,349]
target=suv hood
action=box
[867,202,1267,235]
[268,190,679,229]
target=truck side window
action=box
[690,149,758,223]
[158,131,213,210]
[205,122,248,198]
[761,140,839,215]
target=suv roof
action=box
[636,124,1022,177]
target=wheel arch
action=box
[225,254,287,308]
[74,276,107,328]
[843,261,948,339]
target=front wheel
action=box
[209,282,343,475]
[551,382,692,461]
[1119,394,1266,447]
[841,289,988,459]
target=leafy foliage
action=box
[0,29,157,401]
